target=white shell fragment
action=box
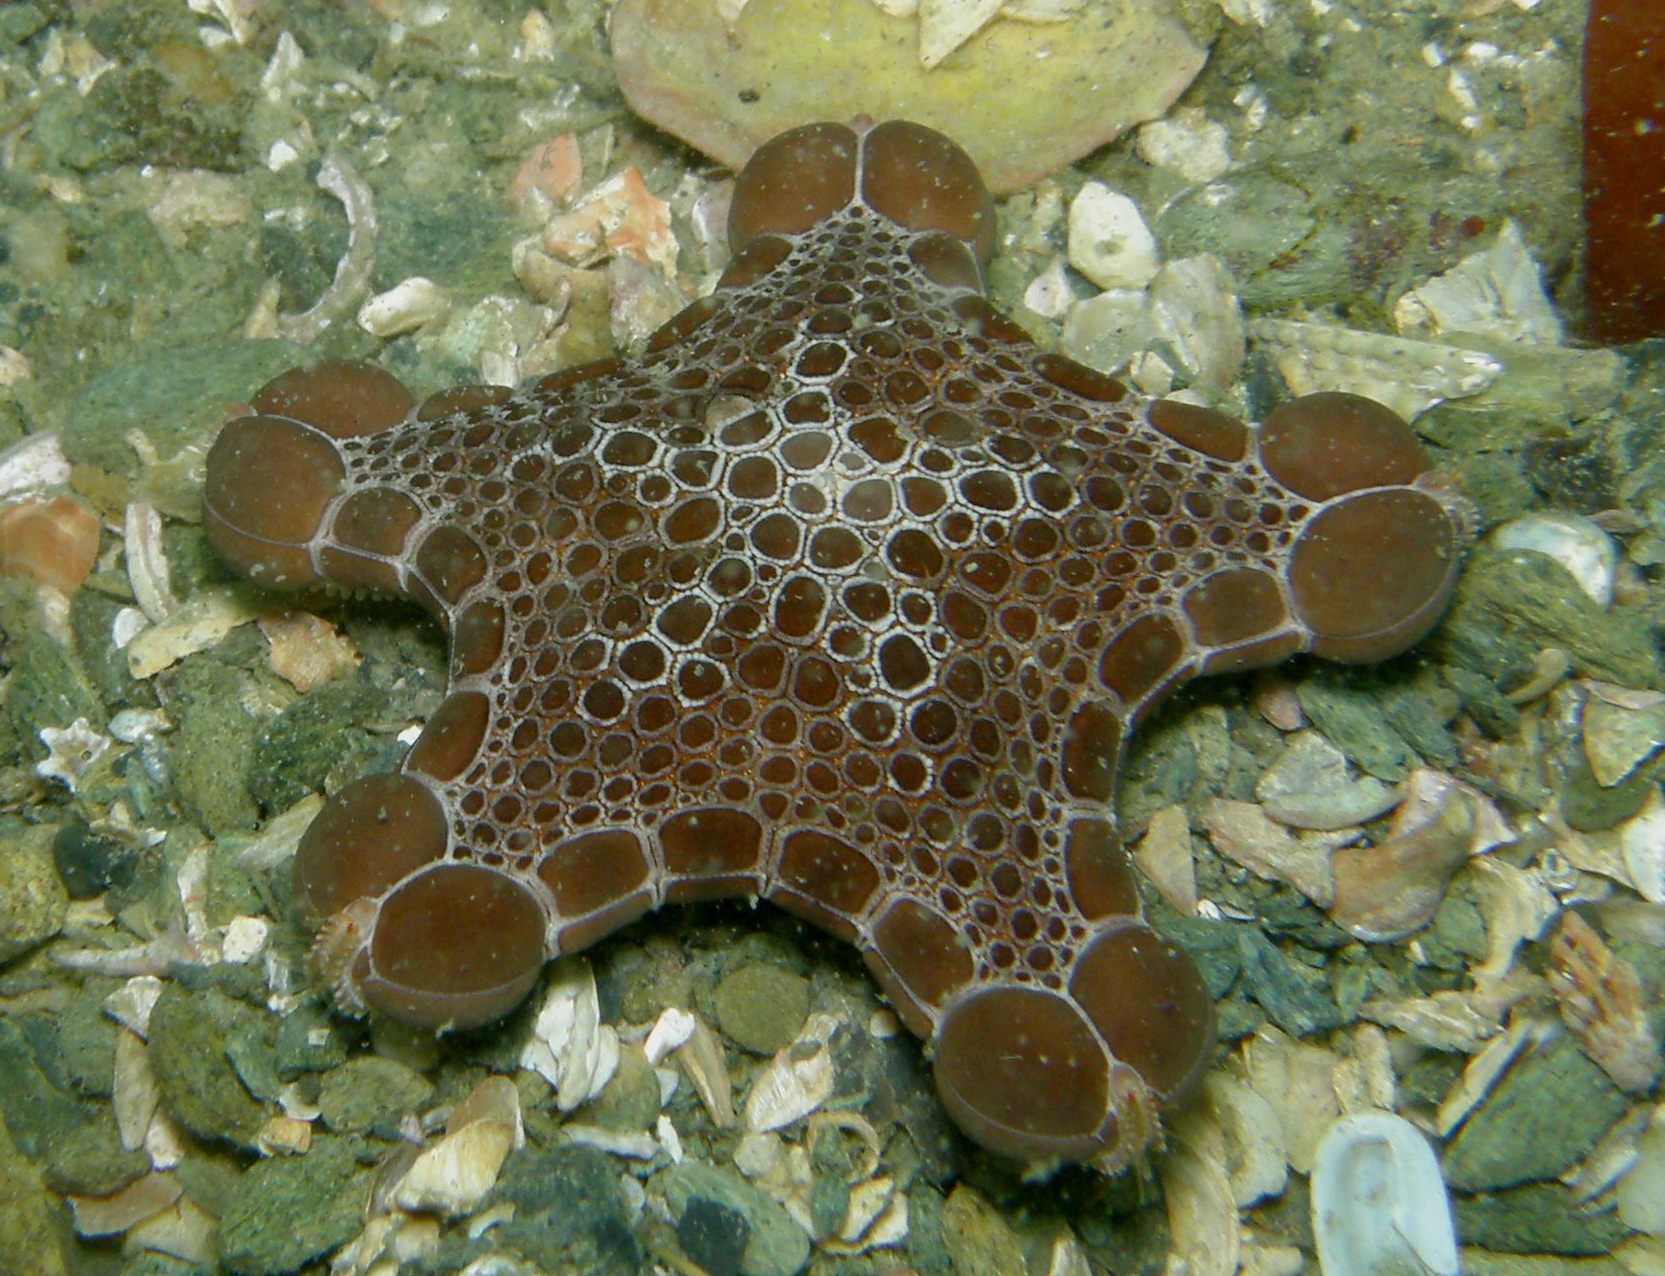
[518,959,619,1110]
[1617,1105,1665,1236]
[1620,790,1665,903]
[1135,106,1232,183]
[391,1077,522,1216]
[1393,219,1564,346]
[1490,512,1618,609]
[1250,317,1501,421]
[1021,256,1076,319]
[36,717,113,792]
[1310,1112,1458,1276]
[1067,183,1159,291]
[0,432,71,504]
[744,1012,838,1132]
[1131,804,1197,915]
[358,276,451,337]
[1256,731,1399,831]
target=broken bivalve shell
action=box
[1310,1112,1458,1276]
[744,1012,838,1133]
[389,1077,522,1216]
[518,958,619,1110]
[1490,512,1618,609]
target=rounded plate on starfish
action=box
[204,119,1465,1172]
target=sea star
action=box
[203,120,1465,1170]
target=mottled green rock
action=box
[50,994,121,1098]
[488,1144,643,1272]
[1452,1181,1629,1256]
[317,1056,433,1135]
[940,1183,1028,1276]
[217,1137,367,1276]
[1432,544,1664,690]
[0,1020,95,1160]
[147,985,269,1148]
[0,1114,67,1276]
[249,680,399,812]
[1443,1035,1630,1192]
[1235,929,1344,1038]
[0,625,104,764]
[271,1006,349,1077]
[0,823,67,962]
[1558,747,1663,833]
[164,657,262,835]
[656,1161,810,1276]
[714,963,810,1055]
[1295,675,1421,782]
[39,1117,149,1196]
[580,1042,662,1132]
[56,340,301,478]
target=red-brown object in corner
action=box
[1583,1,1665,344]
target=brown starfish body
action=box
[203,121,1465,1170]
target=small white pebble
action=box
[221,916,270,964]
[357,276,450,338]
[1067,183,1159,291]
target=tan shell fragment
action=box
[1132,804,1198,915]
[1243,1027,1340,1175]
[1160,1104,1241,1276]
[390,1077,522,1217]
[610,0,1208,195]
[1616,1105,1665,1236]
[259,611,361,691]
[1328,774,1476,942]
[1199,798,1348,908]
[68,1171,182,1238]
[744,1011,839,1133]
[1201,1072,1287,1207]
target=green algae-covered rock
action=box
[714,963,810,1055]
[656,1161,810,1276]
[56,340,301,478]
[1432,544,1664,691]
[317,1056,433,1136]
[0,823,67,962]
[147,985,269,1149]
[217,1137,367,1276]
[1442,1035,1630,1192]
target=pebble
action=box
[713,964,810,1055]
[1067,183,1159,291]
[217,1138,367,1276]
[655,1161,810,1276]
[939,1182,1027,1276]
[1442,1035,1630,1193]
[0,823,68,961]
[316,1056,433,1135]
[145,986,269,1149]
